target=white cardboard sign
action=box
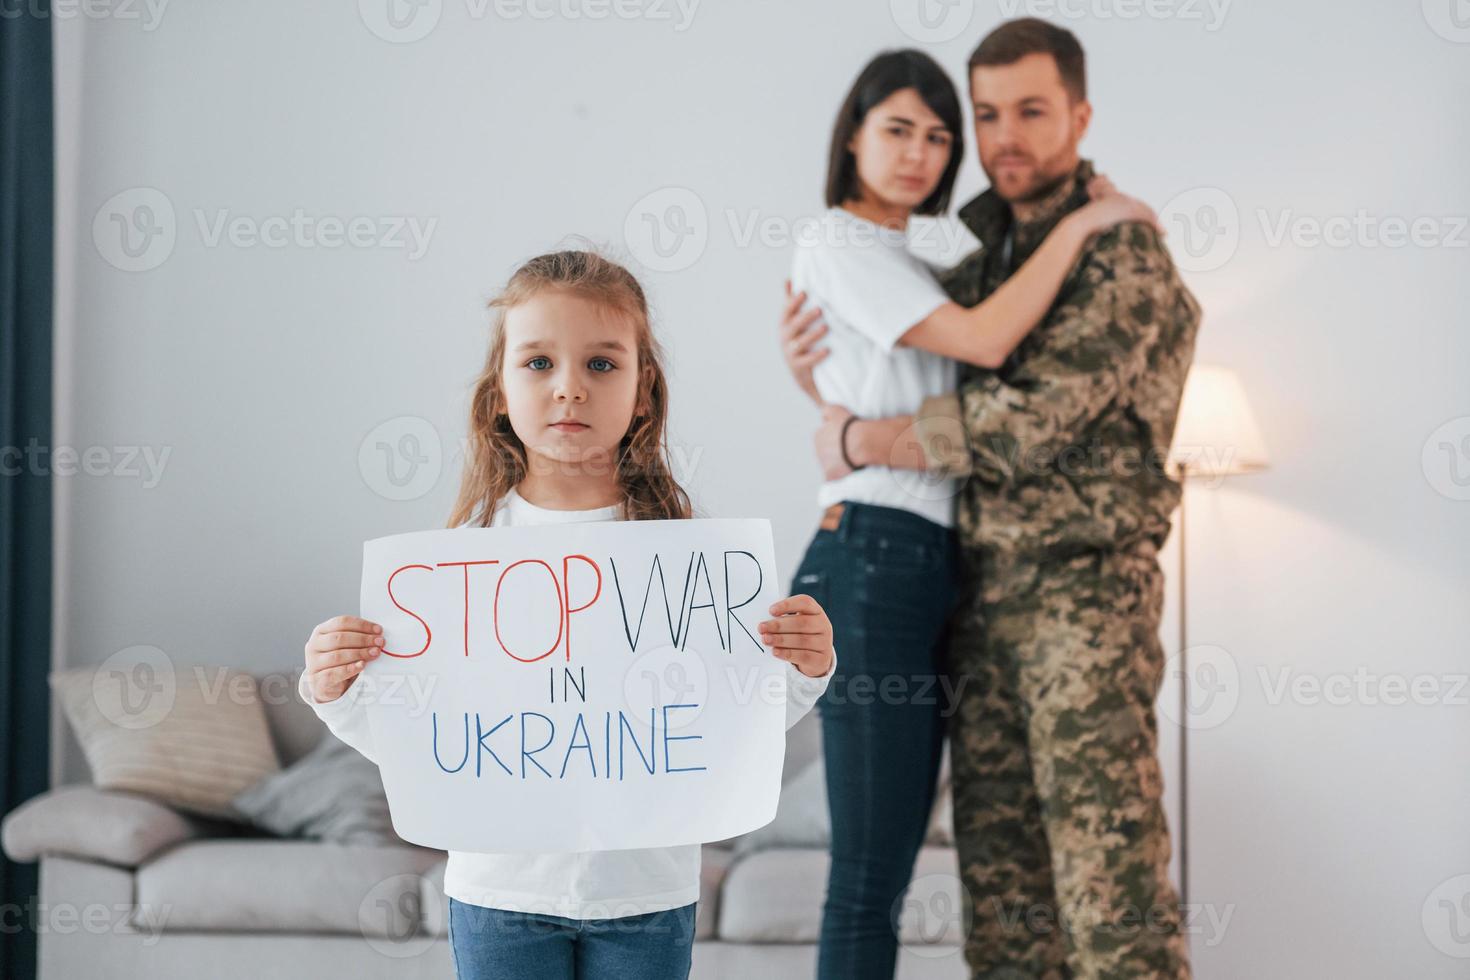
[355,519,788,854]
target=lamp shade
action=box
[1168,364,1270,477]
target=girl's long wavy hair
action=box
[447,249,693,527]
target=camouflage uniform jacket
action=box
[918,159,1203,560]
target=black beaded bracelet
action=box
[840,415,865,471]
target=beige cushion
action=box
[50,665,281,820]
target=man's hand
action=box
[780,280,830,405]
[815,404,856,480]
[758,594,835,678]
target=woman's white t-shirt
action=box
[790,207,959,528]
[298,487,834,919]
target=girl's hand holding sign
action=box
[760,595,835,678]
[303,615,385,704]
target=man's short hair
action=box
[968,18,1087,103]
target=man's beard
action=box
[983,145,1078,205]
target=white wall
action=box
[52,1,1469,977]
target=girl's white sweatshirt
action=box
[297,488,834,919]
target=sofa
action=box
[3,669,969,979]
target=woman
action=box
[782,50,1156,980]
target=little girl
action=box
[298,249,836,980]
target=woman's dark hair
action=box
[824,49,964,216]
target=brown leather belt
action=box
[819,502,845,531]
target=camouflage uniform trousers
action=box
[947,545,1191,979]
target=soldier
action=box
[789,19,1201,979]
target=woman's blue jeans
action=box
[792,500,959,980]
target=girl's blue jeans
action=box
[447,897,696,980]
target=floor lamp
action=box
[1167,364,1269,911]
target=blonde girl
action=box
[301,249,837,980]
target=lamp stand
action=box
[1176,470,1190,914]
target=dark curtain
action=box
[1,2,55,978]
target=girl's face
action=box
[500,289,643,469]
[848,87,953,211]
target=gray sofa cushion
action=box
[1,785,211,867]
[258,667,340,768]
[135,839,444,935]
[718,844,963,946]
[734,748,954,855]
[417,845,733,940]
[232,733,398,844]
[733,755,830,856]
[696,845,734,941]
[420,859,450,936]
